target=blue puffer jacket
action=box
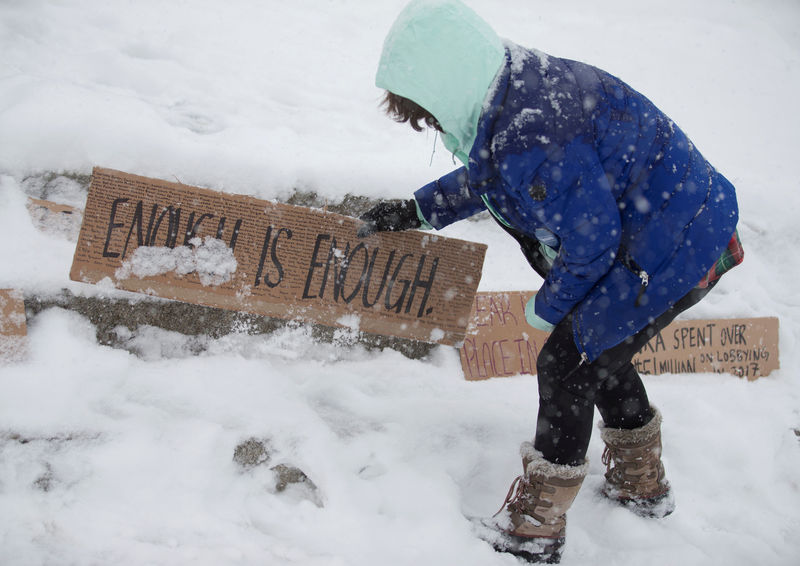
[413,45,739,361]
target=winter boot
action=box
[488,443,588,564]
[599,406,675,518]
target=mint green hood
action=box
[376,0,505,166]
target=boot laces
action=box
[493,474,550,518]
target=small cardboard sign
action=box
[27,197,83,241]
[459,291,780,381]
[0,289,27,362]
[69,167,487,345]
[27,197,80,216]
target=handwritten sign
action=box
[0,289,27,362]
[459,291,780,381]
[460,292,550,379]
[70,168,487,345]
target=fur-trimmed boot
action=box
[599,407,675,518]
[487,443,588,564]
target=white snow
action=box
[116,237,238,286]
[1,1,799,565]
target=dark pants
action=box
[534,282,716,466]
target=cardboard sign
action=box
[27,197,81,217]
[27,197,83,241]
[459,291,780,381]
[70,167,487,345]
[0,289,27,362]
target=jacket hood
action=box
[376,0,505,166]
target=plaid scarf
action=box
[697,230,744,288]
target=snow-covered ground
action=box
[1,1,799,564]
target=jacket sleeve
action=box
[505,140,621,326]
[413,167,486,229]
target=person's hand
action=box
[524,295,556,332]
[357,199,421,237]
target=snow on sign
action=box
[0,289,27,362]
[70,167,487,346]
[459,291,780,381]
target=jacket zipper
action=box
[562,351,590,381]
[571,315,591,373]
[620,250,650,307]
[635,270,649,306]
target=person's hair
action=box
[381,91,443,132]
